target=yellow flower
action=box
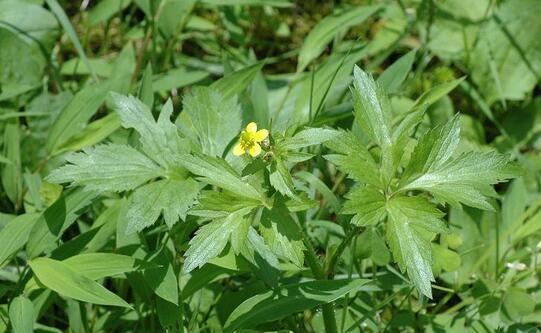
[233,122,269,157]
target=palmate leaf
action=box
[341,186,386,226]
[47,144,163,192]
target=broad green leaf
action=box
[111,93,189,167]
[377,50,416,94]
[260,199,304,266]
[45,0,97,80]
[126,178,199,234]
[88,0,132,26]
[212,62,264,100]
[184,209,252,272]
[152,67,208,92]
[341,186,386,226]
[29,257,130,307]
[189,190,261,218]
[53,113,120,155]
[502,289,535,320]
[224,279,372,333]
[297,5,381,72]
[179,152,263,200]
[201,0,292,6]
[0,213,39,267]
[324,153,381,188]
[26,189,97,258]
[47,81,110,153]
[144,248,179,305]
[470,0,541,104]
[386,195,447,298]
[9,296,34,333]
[432,244,461,274]
[269,158,297,199]
[157,0,195,38]
[279,128,340,151]
[63,253,141,280]
[182,87,241,156]
[47,144,163,192]
[412,77,465,109]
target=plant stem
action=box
[303,235,338,333]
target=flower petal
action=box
[233,143,245,156]
[249,143,262,157]
[254,129,269,142]
[246,122,257,133]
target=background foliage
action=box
[0,0,540,332]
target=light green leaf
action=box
[29,257,130,307]
[88,0,132,26]
[279,128,340,151]
[297,6,381,72]
[341,186,386,226]
[184,209,252,272]
[126,178,199,234]
[63,253,141,280]
[269,158,297,199]
[47,144,163,192]
[377,50,416,94]
[224,279,373,333]
[212,62,264,100]
[386,195,447,298]
[260,199,304,266]
[324,153,381,188]
[201,0,292,6]
[0,213,39,267]
[138,64,154,109]
[152,67,208,92]
[1,123,22,206]
[432,244,461,274]
[111,93,189,167]
[189,190,261,218]
[412,77,465,109]
[9,296,34,333]
[182,87,241,156]
[47,82,110,153]
[351,65,394,182]
[179,152,263,200]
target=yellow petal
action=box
[233,143,245,156]
[249,143,262,157]
[254,129,269,142]
[246,122,257,133]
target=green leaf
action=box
[0,213,39,267]
[1,123,22,206]
[138,64,154,109]
[341,186,386,226]
[470,0,541,104]
[432,244,461,274]
[144,248,179,305]
[502,289,535,320]
[201,0,292,6]
[111,93,189,167]
[63,253,141,280]
[29,257,130,307]
[260,199,304,266]
[184,209,252,272]
[88,0,132,26]
[182,87,241,156]
[279,128,340,151]
[412,77,465,109]
[211,62,264,100]
[179,152,263,200]
[351,65,394,182]
[189,190,261,218]
[269,158,297,199]
[152,67,208,92]
[47,82,110,153]
[386,195,447,298]
[45,0,97,80]
[297,5,381,72]
[324,153,381,188]
[9,296,34,333]
[224,279,372,333]
[377,50,416,94]
[126,178,199,234]
[402,151,521,210]
[47,144,163,192]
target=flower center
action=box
[239,131,255,150]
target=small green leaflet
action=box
[386,195,447,298]
[341,186,386,226]
[184,208,252,272]
[9,296,34,333]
